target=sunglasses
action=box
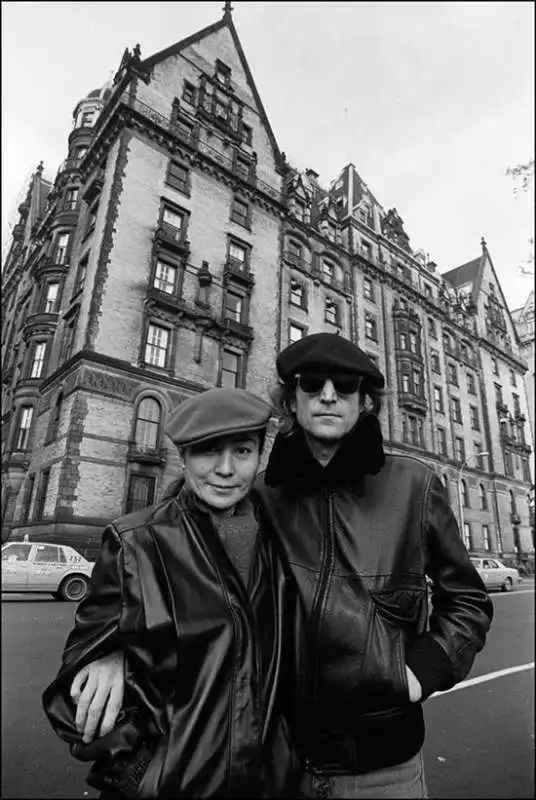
[296,373,362,395]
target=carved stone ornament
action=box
[81,368,138,400]
[381,208,411,253]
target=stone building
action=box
[512,290,535,443]
[1,5,533,561]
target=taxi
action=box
[1,541,95,601]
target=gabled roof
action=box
[442,257,481,288]
[140,11,282,167]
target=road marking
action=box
[431,662,534,698]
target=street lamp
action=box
[457,452,490,548]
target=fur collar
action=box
[263,413,386,490]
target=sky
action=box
[2,1,534,310]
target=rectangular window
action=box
[365,314,377,341]
[182,81,196,105]
[20,475,35,524]
[14,406,33,451]
[325,299,339,325]
[241,123,252,146]
[166,162,189,194]
[74,256,88,295]
[510,369,517,386]
[290,279,305,308]
[231,197,249,228]
[224,289,244,323]
[428,318,437,338]
[522,458,531,483]
[289,323,305,344]
[154,260,177,295]
[126,475,155,514]
[322,260,334,282]
[482,525,491,552]
[401,373,411,393]
[221,349,240,387]
[455,436,465,462]
[447,362,458,386]
[56,233,70,265]
[431,351,441,373]
[228,240,248,271]
[409,332,418,354]
[144,324,170,369]
[467,372,476,394]
[64,188,79,211]
[451,396,462,424]
[433,386,444,413]
[437,426,447,456]
[363,278,374,301]
[492,357,499,376]
[34,469,50,521]
[424,284,433,299]
[512,394,521,416]
[29,342,47,378]
[413,369,421,397]
[288,240,302,260]
[62,315,78,362]
[176,118,194,142]
[504,450,514,477]
[215,60,231,87]
[494,383,503,404]
[43,283,59,314]
[162,207,184,235]
[86,202,99,236]
[294,198,306,223]
[469,405,480,431]
[399,333,408,350]
[463,522,472,550]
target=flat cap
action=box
[165,387,272,448]
[277,332,385,388]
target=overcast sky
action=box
[2,1,534,310]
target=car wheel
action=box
[59,574,89,602]
[502,577,513,592]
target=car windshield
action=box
[2,544,31,562]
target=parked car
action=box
[1,541,94,601]
[469,556,522,592]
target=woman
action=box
[43,387,303,799]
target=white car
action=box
[469,556,522,592]
[1,541,94,601]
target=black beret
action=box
[277,332,385,388]
[165,387,272,448]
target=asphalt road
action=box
[1,584,534,799]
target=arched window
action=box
[479,484,488,511]
[134,398,162,452]
[461,479,470,508]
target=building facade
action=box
[1,6,534,561]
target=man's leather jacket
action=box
[259,420,494,774]
[42,486,303,798]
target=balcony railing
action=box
[223,317,253,340]
[96,92,283,203]
[223,259,255,287]
[154,223,190,256]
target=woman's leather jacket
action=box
[259,420,494,775]
[42,485,303,798]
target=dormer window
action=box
[294,198,307,223]
[241,123,252,146]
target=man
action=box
[67,333,493,799]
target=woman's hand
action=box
[405,665,423,702]
[70,651,125,743]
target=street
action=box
[1,585,534,799]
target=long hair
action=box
[268,376,388,436]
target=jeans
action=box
[298,751,428,799]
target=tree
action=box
[507,159,534,276]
